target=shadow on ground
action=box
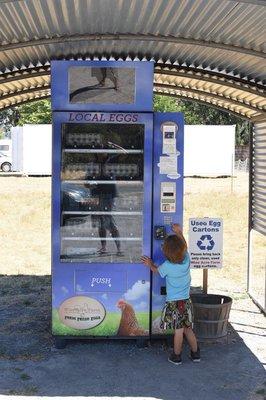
[0,275,265,400]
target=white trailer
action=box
[0,138,12,156]
[184,125,235,177]
[11,125,52,175]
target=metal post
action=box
[203,269,208,294]
[231,153,234,194]
[247,122,254,293]
[264,259,266,311]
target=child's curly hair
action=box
[162,234,187,263]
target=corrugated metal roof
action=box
[252,121,266,237]
[0,0,265,118]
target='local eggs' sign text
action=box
[68,112,139,123]
[59,296,106,330]
[188,218,223,269]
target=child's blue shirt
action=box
[158,252,191,301]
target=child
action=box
[141,223,200,365]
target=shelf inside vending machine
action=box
[63,149,143,154]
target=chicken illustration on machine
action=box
[116,299,148,336]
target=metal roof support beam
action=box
[154,90,251,121]
[1,34,265,60]
[154,83,266,114]
[0,65,50,77]
[233,0,266,5]
[155,65,266,94]
[155,72,265,99]
[251,114,266,123]
[0,70,50,85]
[0,85,50,103]
[1,94,50,110]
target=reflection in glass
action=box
[69,67,135,104]
[60,123,145,263]
[62,153,143,181]
[62,182,143,212]
[91,182,121,254]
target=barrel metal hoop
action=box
[194,319,228,323]
[193,303,232,308]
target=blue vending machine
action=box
[51,61,183,345]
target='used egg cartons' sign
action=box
[188,218,223,269]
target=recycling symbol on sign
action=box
[197,235,215,251]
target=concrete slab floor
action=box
[0,276,265,400]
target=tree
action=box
[0,108,20,138]
[235,120,251,145]
[0,99,51,137]
[154,95,178,112]
[154,95,202,124]
[17,100,52,125]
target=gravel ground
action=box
[0,275,265,400]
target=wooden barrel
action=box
[191,294,232,339]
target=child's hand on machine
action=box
[141,256,159,273]
[140,256,153,267]
[171,223,182,234]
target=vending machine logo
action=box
[58,296,106,330]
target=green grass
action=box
[52,309,149,336]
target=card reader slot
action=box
[160,286,166,295]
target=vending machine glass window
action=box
[60,123,144,263]
[69,67,135,104]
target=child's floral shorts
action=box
[160,298,193,330]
